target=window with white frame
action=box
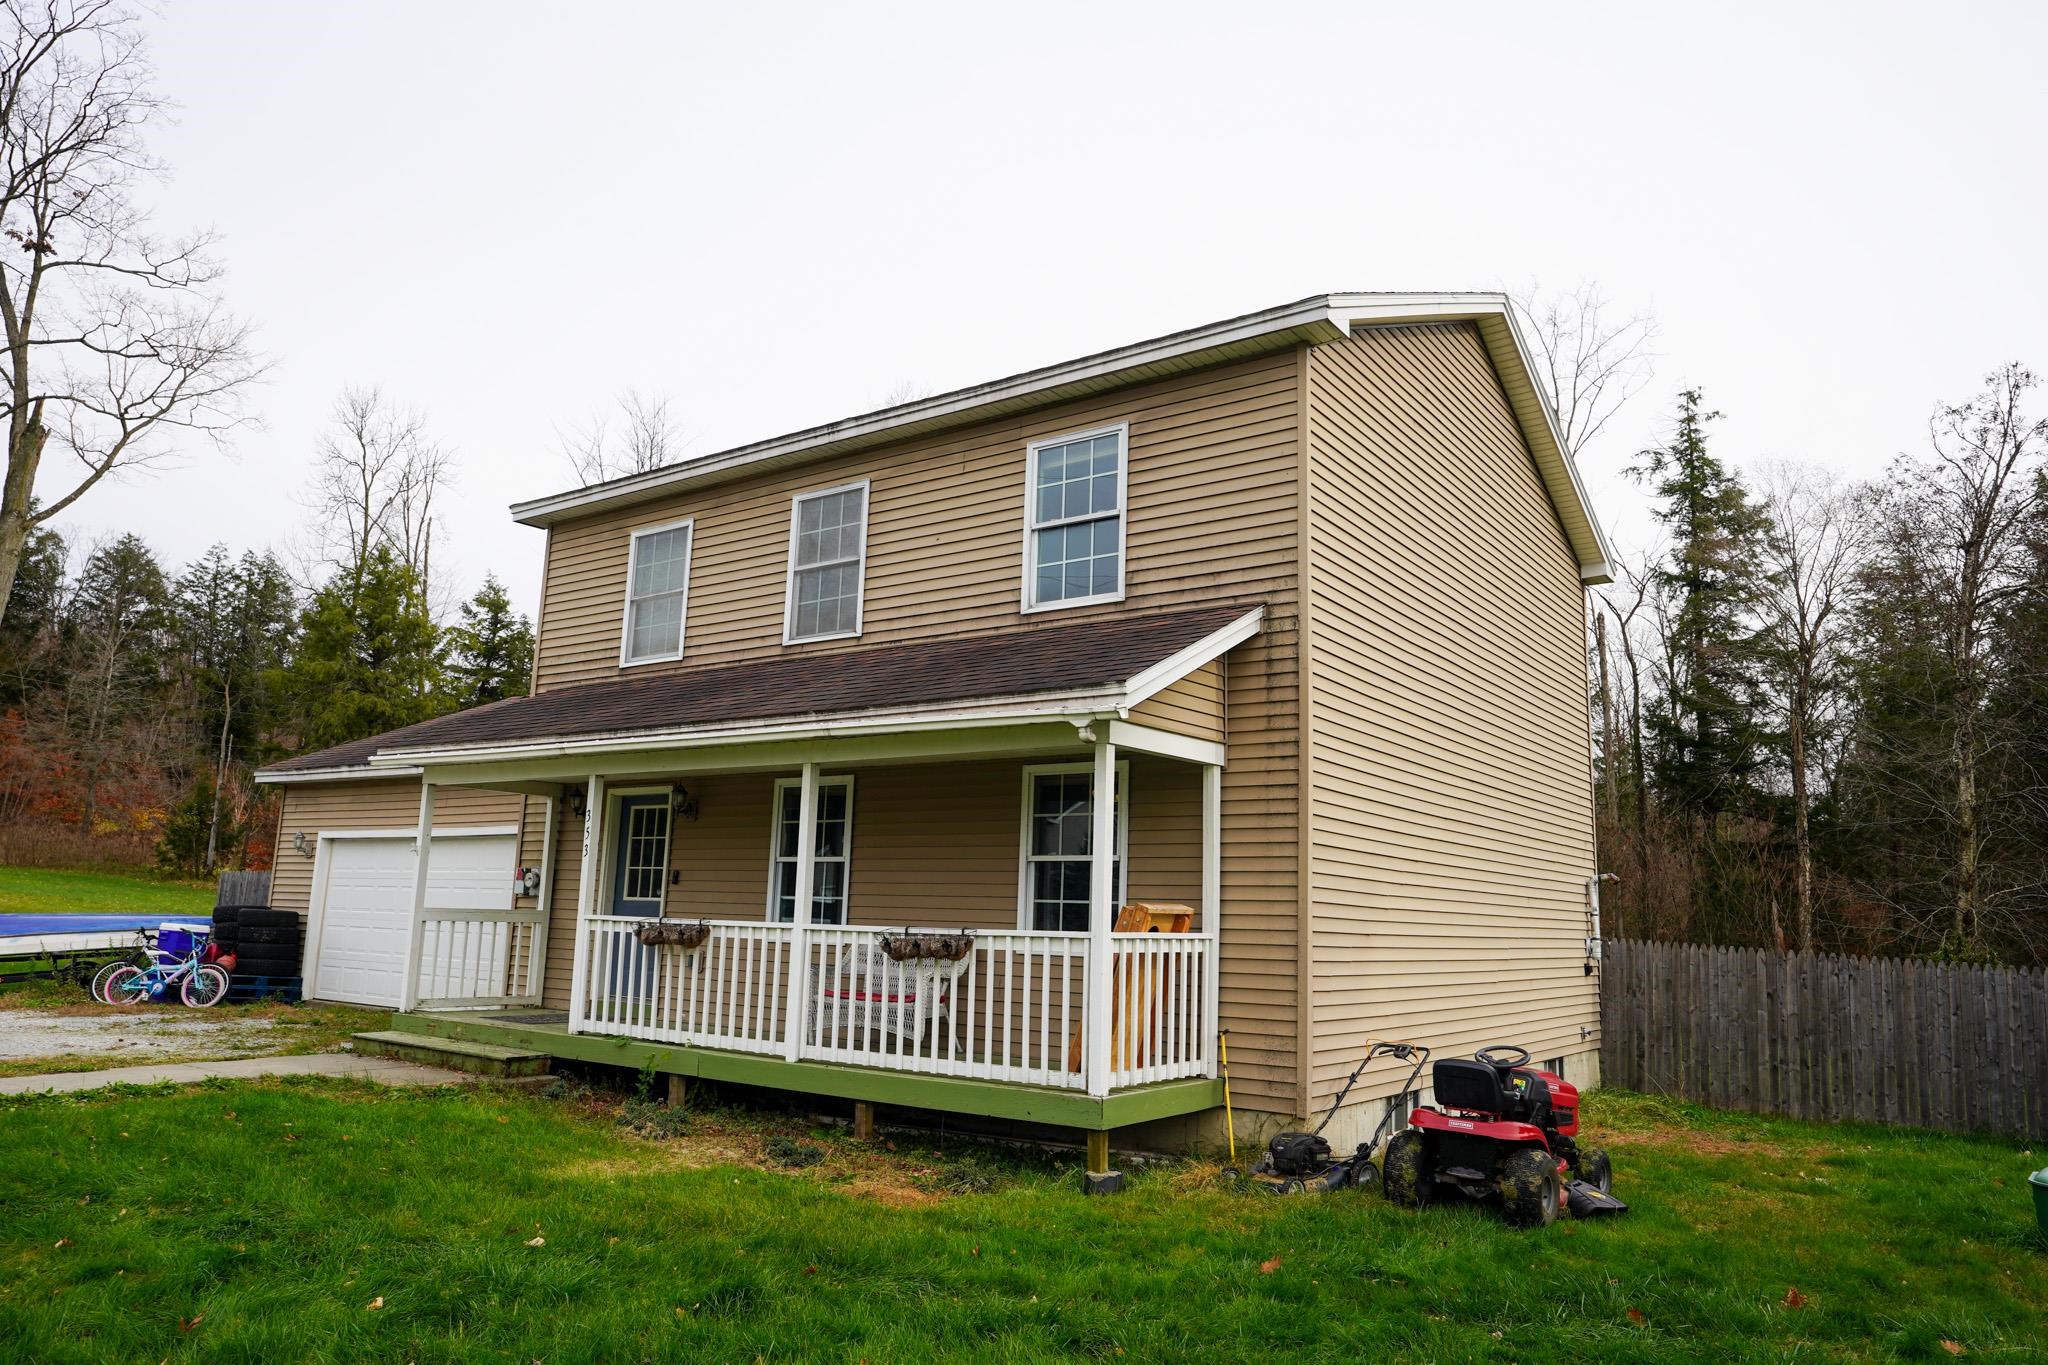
[784,481,868,642]
[1025,425,1126,609]
[1019,763,1126,931]
[768,777,853,924]
[620,520,693,665]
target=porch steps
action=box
[349,1030,553,1079]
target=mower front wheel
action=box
[1381,1130,1432,1209]
[1577,1146,1613,1194]
[1499,1148,1562,1229]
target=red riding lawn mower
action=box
[1382,1044,1627,1228]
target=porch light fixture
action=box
[292,831,310,857]
[672,786,699,822]
[568,789,586,818]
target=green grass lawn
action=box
[0,1082,2040,1363]
[0,865,216,918]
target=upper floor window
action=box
[620,518,693,665]
[1024,424,1126,611]
[784,480,869,643]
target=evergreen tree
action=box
[445,574,534,707]
[1634,390,1774,821]
[287,545,445,750]
[0,519,65,702]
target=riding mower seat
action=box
[1431,1056,1553,1125]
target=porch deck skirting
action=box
[573,916,1217,1092]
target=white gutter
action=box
[254,765,424,786]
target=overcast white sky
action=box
[40,0,2048,616]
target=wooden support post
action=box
[852,1101,875,1141]
[398,781,436,1013]
[1084,738,1116,1098]
[1086,1128,1110,1173]
[783,760,820,1064]
[666,1073,687,1109]
[565,775,604,1035]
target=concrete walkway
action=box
[0,1052,473,1095]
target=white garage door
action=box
[314,833,515,1007]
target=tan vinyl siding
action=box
[270,780,525,921]
[529,351,1306,1110]
[1302,321,1597,1105]
[1127,660,1225,744]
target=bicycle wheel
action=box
[88,959,128,1002]
[181,963,232,1008]
[103,965,149,1006]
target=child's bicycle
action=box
[100,923,231,1008]
[86,928,157,1003]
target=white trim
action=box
[1016,759,1129,931]
[506,292,1612,583]
[566,775,604,1034]
[399,783,437,1012]
[255,766,423,786]
[1121,606,1263,707]
[1084,739,1117,1099]
[307,825,520,843]
[370,693,1129,768]
[781,478,870,644]
[1104,720,1227,768]
[618,516,696,668]
[1021,422,1128,613]
[765,774,855,923]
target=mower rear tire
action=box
[1578,1147,1613,1195]
[1499,1148,1562,1229]
[1381,1130,1432,1209]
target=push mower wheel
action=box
[1578,1147,1613,1195]
[1381,1130,1432,1209]
[1499,1148,1562,1229]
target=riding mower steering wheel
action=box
[1475,1044,1530,1071]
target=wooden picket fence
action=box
[1600,939,2048,1138]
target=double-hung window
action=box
[1019,763,1126,931]
[784,480,868,643]
[1024,424,1126,610]
[768,776,854,924]
[620,519,693,665]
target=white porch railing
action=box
[413,906,547,1010]
[577,916,794,1054]
[569,919,1217,1092]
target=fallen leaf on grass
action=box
[1782,1287,1807,1308]
[179,1314,204,1333]
[365,1297,384,1311]
[1626,1308,1646,1325]
[1941,1343,1966,1357]
[1259,1257,1282,1275]
[804,1265,818,1276]
[53,1238,71,1250]
[525,1236,546,1247]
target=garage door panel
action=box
[315,834,514,1007]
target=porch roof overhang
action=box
[256,604,1259,786]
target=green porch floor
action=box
[389,1011,1222,1132]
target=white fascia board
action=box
[367,690,1128,769]
[1325,293,1616,584]
[254,765,423,786]
[1119,606,1264,709]
[508,297,1357,528]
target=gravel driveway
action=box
[0,1009,280,1061]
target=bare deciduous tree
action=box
[306,386,450,607]
[0,1,261,621]
[1511,281,1657,458]
[1757,462,1867,951]
[560,389,682,487]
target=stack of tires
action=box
[211,905,304,998]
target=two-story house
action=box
[255,292,1613,1162]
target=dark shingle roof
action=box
[260,604,1253,777]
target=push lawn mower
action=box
[1382,1044,1626,1227]
[1242,1039,1431,1195]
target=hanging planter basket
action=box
[635,920,710,950]
[879,929,976,962]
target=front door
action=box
[607,794,671,999]
[609,794,671,917]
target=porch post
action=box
[783,760,820,1064]
[398,781,436,1013]
[566,774,604,1035]
[526,790,559,1003]
[1085,737,1117,1099]
[1202,762,1222,1079]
